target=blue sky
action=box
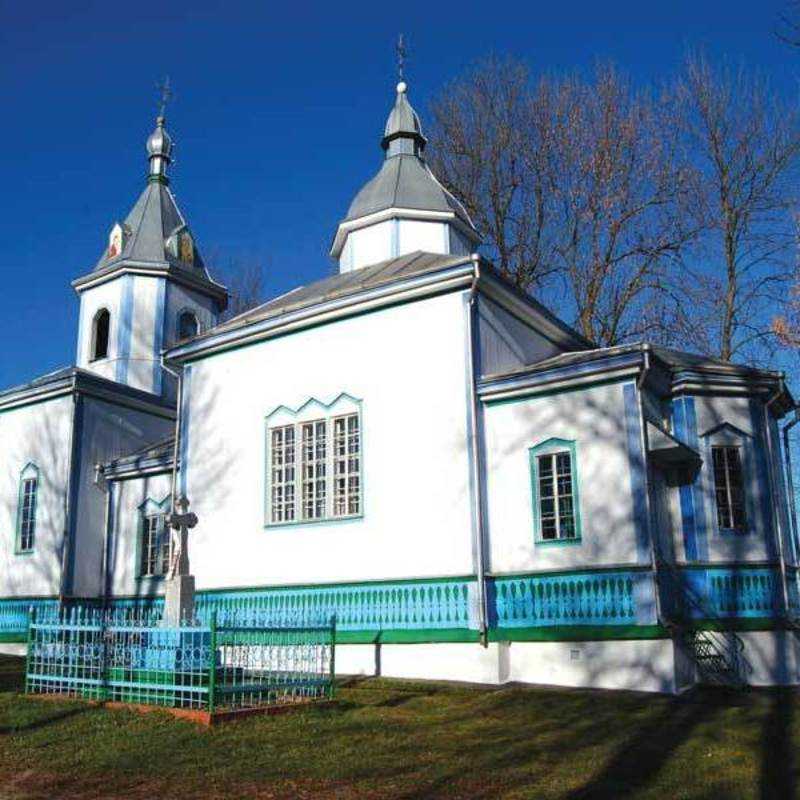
[0,0,797,389]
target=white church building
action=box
[2,79,799,693]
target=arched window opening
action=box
[92,308,110,361]
[16,463,39,553]
[177,310,199,341]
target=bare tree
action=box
[428,59,560,293]
[777,1,800,47]
[545,65,696,345]
[207,256,270,322]
[429,61,694,346]
[674,53,800,362]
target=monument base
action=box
[162,574,195,627]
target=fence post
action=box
[329,614,336,701]
[208,611,217,715]
[24,606,35,694]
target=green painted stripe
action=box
[0,633,26,643]
[489,624,669,642]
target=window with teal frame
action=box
[136,495,172,578]
[15,463,39,554]
[529,438,582,545]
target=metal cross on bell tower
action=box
[156,75,172,119]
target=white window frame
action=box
[711,444,747,532]
[265,395,362,526]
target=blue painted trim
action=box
[528,437,583,546]
[673,397,708,562]
[178,365,192,497]
[115,274,135,384]
[391,219,399,258]
[76,300,87,364]
[65,396,85,595]
[151,278,166,395]
[749,399,777,555]
[623,383,652,564]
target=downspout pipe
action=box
[59,384,80,603]
[161,358,183,516]
[635,345,664,624]
[782,406,800,561]
[466,255,489,646]
[94,464,113,608]
[764,378,791,616]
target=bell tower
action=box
[72,108,228,398]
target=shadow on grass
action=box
[562,694,719,799]
[759,688,795,799]
[0,704,97,736]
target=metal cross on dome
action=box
[396,34,406,82]
[156,76,172,118]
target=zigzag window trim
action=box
[529,438,583,545]
[265,394,363,526]
[137,495,172,578]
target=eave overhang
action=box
[478,351,645,403]
[72,259,228,307]
[330,206,480,259]
[0,368,176,419]
[646,420,702,485]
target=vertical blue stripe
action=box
[673,396,708,561]
[64,396,85,596]
[622,383,651,564]
[75,300,86,364]
[178,365,192,498]
[749,399,777,555]
[151,278,167,395]
[391,219,400,258]
[115,275,135,384]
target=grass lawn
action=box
[0,654,797,799]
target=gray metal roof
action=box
[0,366,75,400]
[341,84,477,237]
[345,153,475,230]
[483,341,784,381]
[208,251,472,337]
[73,117,226,305]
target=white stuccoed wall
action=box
[483,380,644,573]
[181,290,475,589]
[108,471,173,597]
[77,274,218,397]
[0,396,74,597]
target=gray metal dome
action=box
[147,116,173,160]
[382,82,426,152]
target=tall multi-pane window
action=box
[302,420,327,520]
[270,425,296,522]
[268,409,361,524]
[18,474,38,552]
[333,414,360,516]
[537,451,577,540]
[712,445,747,531]
[140,512,170,577]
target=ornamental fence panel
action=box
[24,606,336,715]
